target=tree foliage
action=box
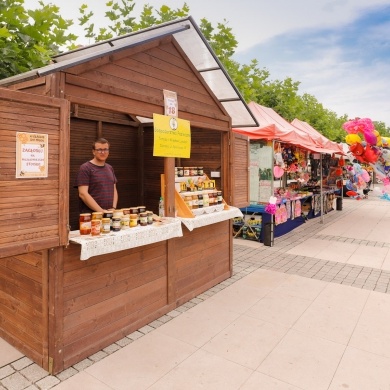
[0,0,76,79]
[1,0,389,139]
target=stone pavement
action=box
[1,193,390,389]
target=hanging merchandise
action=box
[286,200,291,219]
[273,166,284,178]
[273,143,285,178]
[294,200,301,218]
[280,204,288,223]
[275,205,282,225]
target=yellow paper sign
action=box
[153,114,191,158]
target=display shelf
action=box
[178,189,218,196]
[175,175,207,183]
[162,173,227,218]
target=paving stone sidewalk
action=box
[1,197,388,390]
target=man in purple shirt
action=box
[75,138,118,213]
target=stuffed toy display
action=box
[342,117,390,199]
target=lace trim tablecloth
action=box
[178,206,243,231]
[69,217,183,260]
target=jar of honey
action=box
[177,167,184,177]
[91,219,101,236]
[198,194,203,208]
[112,217,121,232]
[209,192,214,205]
[91,211,103,220]
[121,216,130,230]
[129,207,139,224]
[103,211,113,230]
[146,211,153,225]
[79,213,91,235]
[184,195,193,209]
[217,191,223,204]
[113,209,123,219]
[192,195,198,209]
[129,214,138,227]
[139,212,148,226]
[101,218,111,234]
[203,193,210,207]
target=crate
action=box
[233,217,244,224]
[233,222,244,237]
[247,216,262,226]
[242,225,261,241]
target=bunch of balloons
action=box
[343,118,379,164]
[343,118,386,177]
[343,117,390,198]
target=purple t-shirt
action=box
[75,161,117,213]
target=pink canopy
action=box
[233,102,341,154]
[291,118,344,155]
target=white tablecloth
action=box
[69,217,183,260]
[178,206,243,231]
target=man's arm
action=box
[113,184,118,209]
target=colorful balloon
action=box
[346,134,362,145]
[363,130,377,146]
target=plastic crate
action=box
[242,225,261,241]
[233,222,244,236]
[247,216,262,226]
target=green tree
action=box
[0,0,76,79]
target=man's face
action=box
[93,142,110,162]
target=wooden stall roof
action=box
[0,17,258,129]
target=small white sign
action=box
[163,89,178,117]
[16,132,48,178]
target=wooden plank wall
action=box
[0,94,64,258]
[61,242,169,369]
[174,221,231,305]
[231,133,250,208]
[175,127,223,189]
[0,251,48,368]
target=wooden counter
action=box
[0,219,234,373]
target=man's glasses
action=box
[94,148,109,153]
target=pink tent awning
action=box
[291,118,344,155]
[233,102,341,154]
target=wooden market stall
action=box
[0,17,257,374]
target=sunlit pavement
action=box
[2,192,390,389]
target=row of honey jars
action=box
[176,166,203,177]
[183,190,222,210]
[79,207,153,236]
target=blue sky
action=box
[24,0,390,126]
[233,4,390,125]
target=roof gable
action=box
[0,17,257,128]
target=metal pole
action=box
[320,153,324,224]
[271,140,275,197]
